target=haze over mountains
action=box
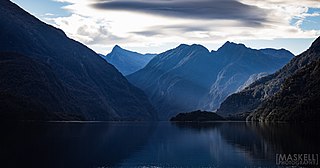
[0,0,156,121]
[127,42,293,119]
[101,45,156,75]
[217,36,320,122]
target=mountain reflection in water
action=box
[1,122,319,167]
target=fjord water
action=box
[1,122,319,167]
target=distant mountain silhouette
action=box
[218,36,320,122]
[0,1,156,121]
[101,45,156,75]
[127,42,293,120]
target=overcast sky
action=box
[12,0,320,55]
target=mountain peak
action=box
[104,46,156,75]
[175,44,209,53]
[218,41,246,51]
[110,45,132,55]
[176,44,189,49]
[190,43,206,48]
[112,45,123,52]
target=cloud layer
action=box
[50,0,320,54]
[92,0,268,26]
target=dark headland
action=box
[170,110,225,122]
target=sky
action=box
[11,0,320,55]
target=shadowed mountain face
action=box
[101,45,156,76]
[0,52,83,120]
[217,36,320,122]
[248,38,320,122]
[0,1,156,121]
[127,42,293,120]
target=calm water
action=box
[0,122,319,168]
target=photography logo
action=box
[276,153,319,166]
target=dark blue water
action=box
[1,122,319,167]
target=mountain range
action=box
[101,45,156,75]
[2,0,317,122]
[127,42,293,119]
[0,0,156,121]
[217,36,320,122]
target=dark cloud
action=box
[130,25,210,37]
[164,24,210,32]
[92,0,269,26]
[131,30,162,36]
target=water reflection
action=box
[171,122,274,167]
[0,122,156,168]
[171,122,221,131]
[250,122,320,154]
[0,122,319,167]
[172,122,320,167]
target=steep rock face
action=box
[217,74,277,117]
[0,1,156,121]
[248,40,320,122]
[128,42,293,120]
[199,43,292,111]
[236,72,268,92]
[102,45,156,75]
[217,36,320,119]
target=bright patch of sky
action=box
[12,0,70,24]
[11,0,320,55]
[299,8,320,30]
